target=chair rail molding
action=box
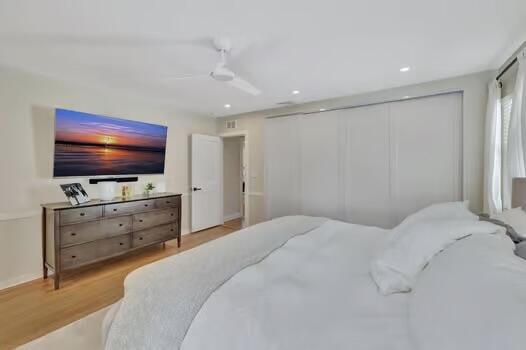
[0,210,41,221]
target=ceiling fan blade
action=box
[163,72,209,80]
[227,76,261,96]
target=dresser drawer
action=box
[60,216,132,247]
[60,234,131,270]
[154,196,179,209]
[133,208,178,230]
[105,199,155,217]
[60,241,99,269]
[98,235,131,258]
[133,224,177,248]
[59,206,103,225]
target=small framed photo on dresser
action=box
[60,183,90,206]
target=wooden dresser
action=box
[42,192,181,289]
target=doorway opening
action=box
[221,132,248,228]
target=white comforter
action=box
[105,216,526,350]
[181,220,411,350]
[410,233,526,350]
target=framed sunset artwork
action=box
[53,108,168,177]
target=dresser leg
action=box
[177,235,181,248]
[42,208,48,280]
[54,274,60,290]
[162,242,166,249]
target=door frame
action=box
[220,131,250,228]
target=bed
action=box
[103,204,526,350]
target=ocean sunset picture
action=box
[53,109,168,177]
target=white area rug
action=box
[18,305,111,350]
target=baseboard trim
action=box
[224,212,242,221]
[0,272,42,291]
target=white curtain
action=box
[504,49,526,209]
[483,81,502,215]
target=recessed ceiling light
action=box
[400,66,410,72]
[292,90,300,95]
[224,104,231,109]
[319,108,327,111]
[403,96,410,99]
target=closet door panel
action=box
[264,116,301,219]
[390,93,462,224]
[299,111,341,219]
[343,104,392,228]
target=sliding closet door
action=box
[264,92,462,226]
[299,111,341,219]
[343,104,392,228]
[389,93,462,224]
[264,115,301,219]
[265,113,341,220]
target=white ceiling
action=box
[0,0,525,117]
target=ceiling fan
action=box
[1,32,262,96]
[166,37,262,96]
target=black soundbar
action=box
[89,176,139,184]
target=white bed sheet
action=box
[181,220,412,350]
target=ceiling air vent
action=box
[226,120,237,129]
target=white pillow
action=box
[491,207,526,239]
[398,201,477,228]
[387,201,478,244]
[371,219,503,295]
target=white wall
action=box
[0,65,216,289]
[223,137,242,220]
[217,71,493,225]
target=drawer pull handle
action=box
[71,255,76,258]
[119,242,124,245]
[80,213,85,217]
[71,233,76,236]
[139,219,143,223]
[166,201,171,204]
[113,208,118,212]
[170,229,174,232]
[170,213,174,216]
[139,237,143,240]
[119,223,123,227]
[144,204,149,207]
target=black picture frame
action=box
[60,183,90,206]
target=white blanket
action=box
[371,219,504,294]
[410,233,526,350]
[181,220,411,350]
[104,216,328,350]
[105,216,526,350]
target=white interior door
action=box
[241,138,247,227]
[191,134,222,232]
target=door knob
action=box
[192,187,202,191]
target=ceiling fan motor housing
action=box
[213,37,232,52]
[211,66,235,81]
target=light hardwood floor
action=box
[0,219,242,349]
